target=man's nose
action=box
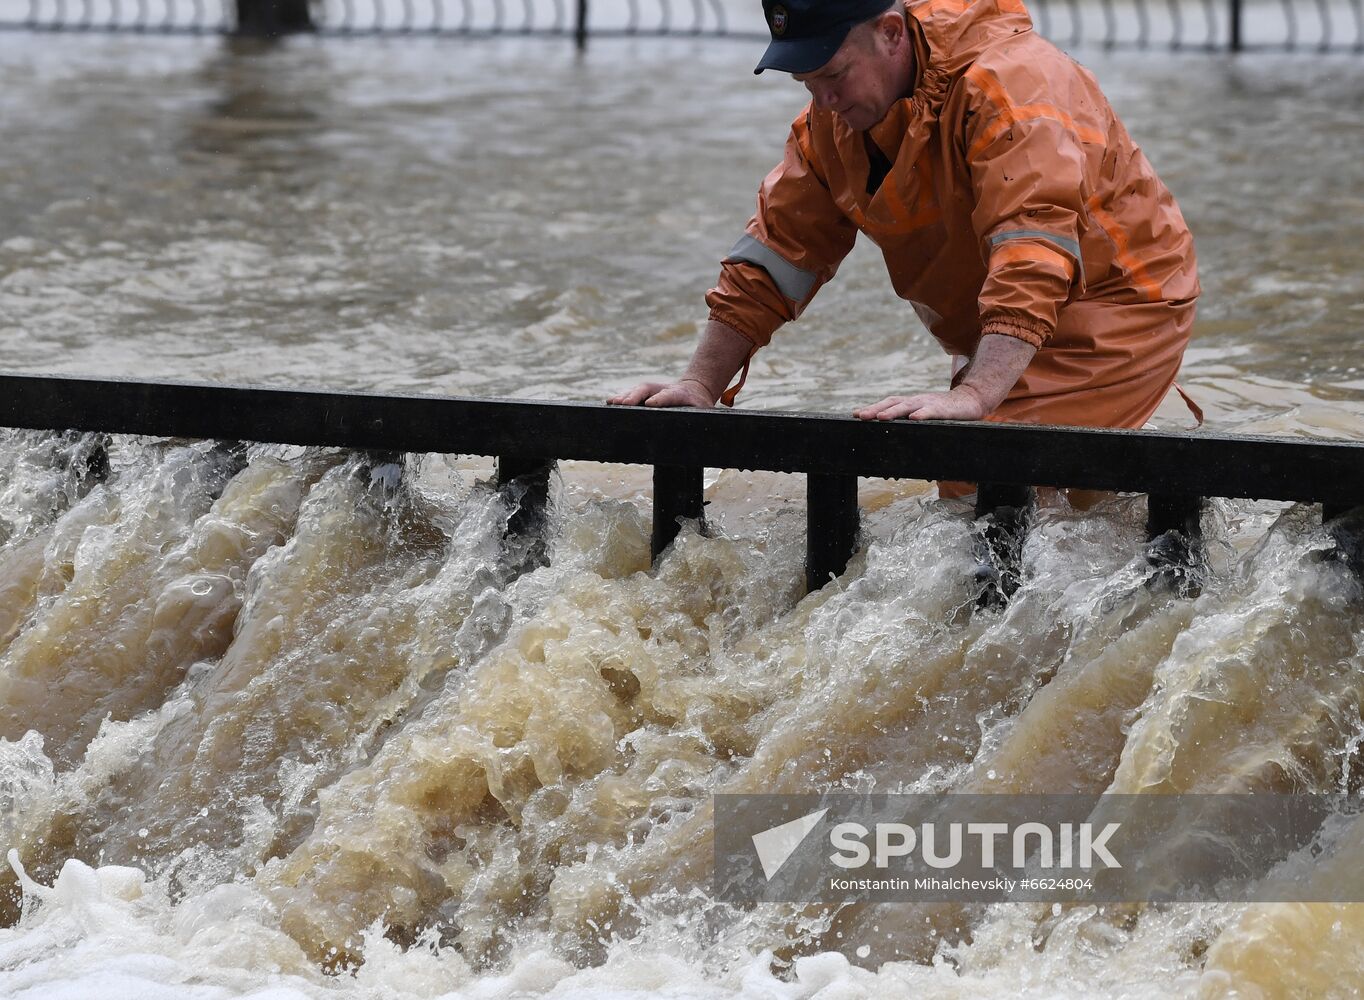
[809,83,838,110]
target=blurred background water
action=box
[0,27,1361,432]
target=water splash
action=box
[0,432,1361,997]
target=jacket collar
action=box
[826,0,1033,223]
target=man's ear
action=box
[877,10,906,48]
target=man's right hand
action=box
[606,379,716,408]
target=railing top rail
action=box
[1,371,1361,503]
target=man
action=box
[607,0,1200,481]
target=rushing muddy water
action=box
[1,20,1364,1000]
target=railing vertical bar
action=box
[1101,0,1117,47]
[1034,0,1051,38]
[1314,0,1332,50]
[497,454,555,545]
[973,482,1034,609]
[651,464,704,560]
[1325,505,1364,576]
[1146,493,1204,595]
[1281,0,1299,49]
[705,0,723,33]
[1199,0,1217,49]
[806,473,859,593]
[1065,0,1082,47]
[1147,493,1203,539]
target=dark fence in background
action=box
[1,0,1361,51]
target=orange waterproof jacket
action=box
[706,0,1200,428]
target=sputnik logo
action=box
[752,807,828,880]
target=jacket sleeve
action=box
[962,64,1092,349]
[705,111,859,349]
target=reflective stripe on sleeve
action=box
[989,240,1075,278]
[724,234,818,303]
[987,229,1082,263]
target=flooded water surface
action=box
[1,20,1364,1000]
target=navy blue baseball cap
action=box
[754,0,897,75]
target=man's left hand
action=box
[853,386,988,422]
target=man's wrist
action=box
[678,376,720,402]
[951,381,995,416]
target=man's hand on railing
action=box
[607,319,755,409]
[854,384,989,422]
[607,379,717,408]
[854,333,1037,422]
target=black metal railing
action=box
[2,373,1362,597]
[1,0,1361,51]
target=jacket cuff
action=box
[706,308,772,350]
[980,315,1051,350]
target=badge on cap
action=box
[770,4,787,35]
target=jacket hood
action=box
[907,0,1035,80]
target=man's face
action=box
[791,16,908,132]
